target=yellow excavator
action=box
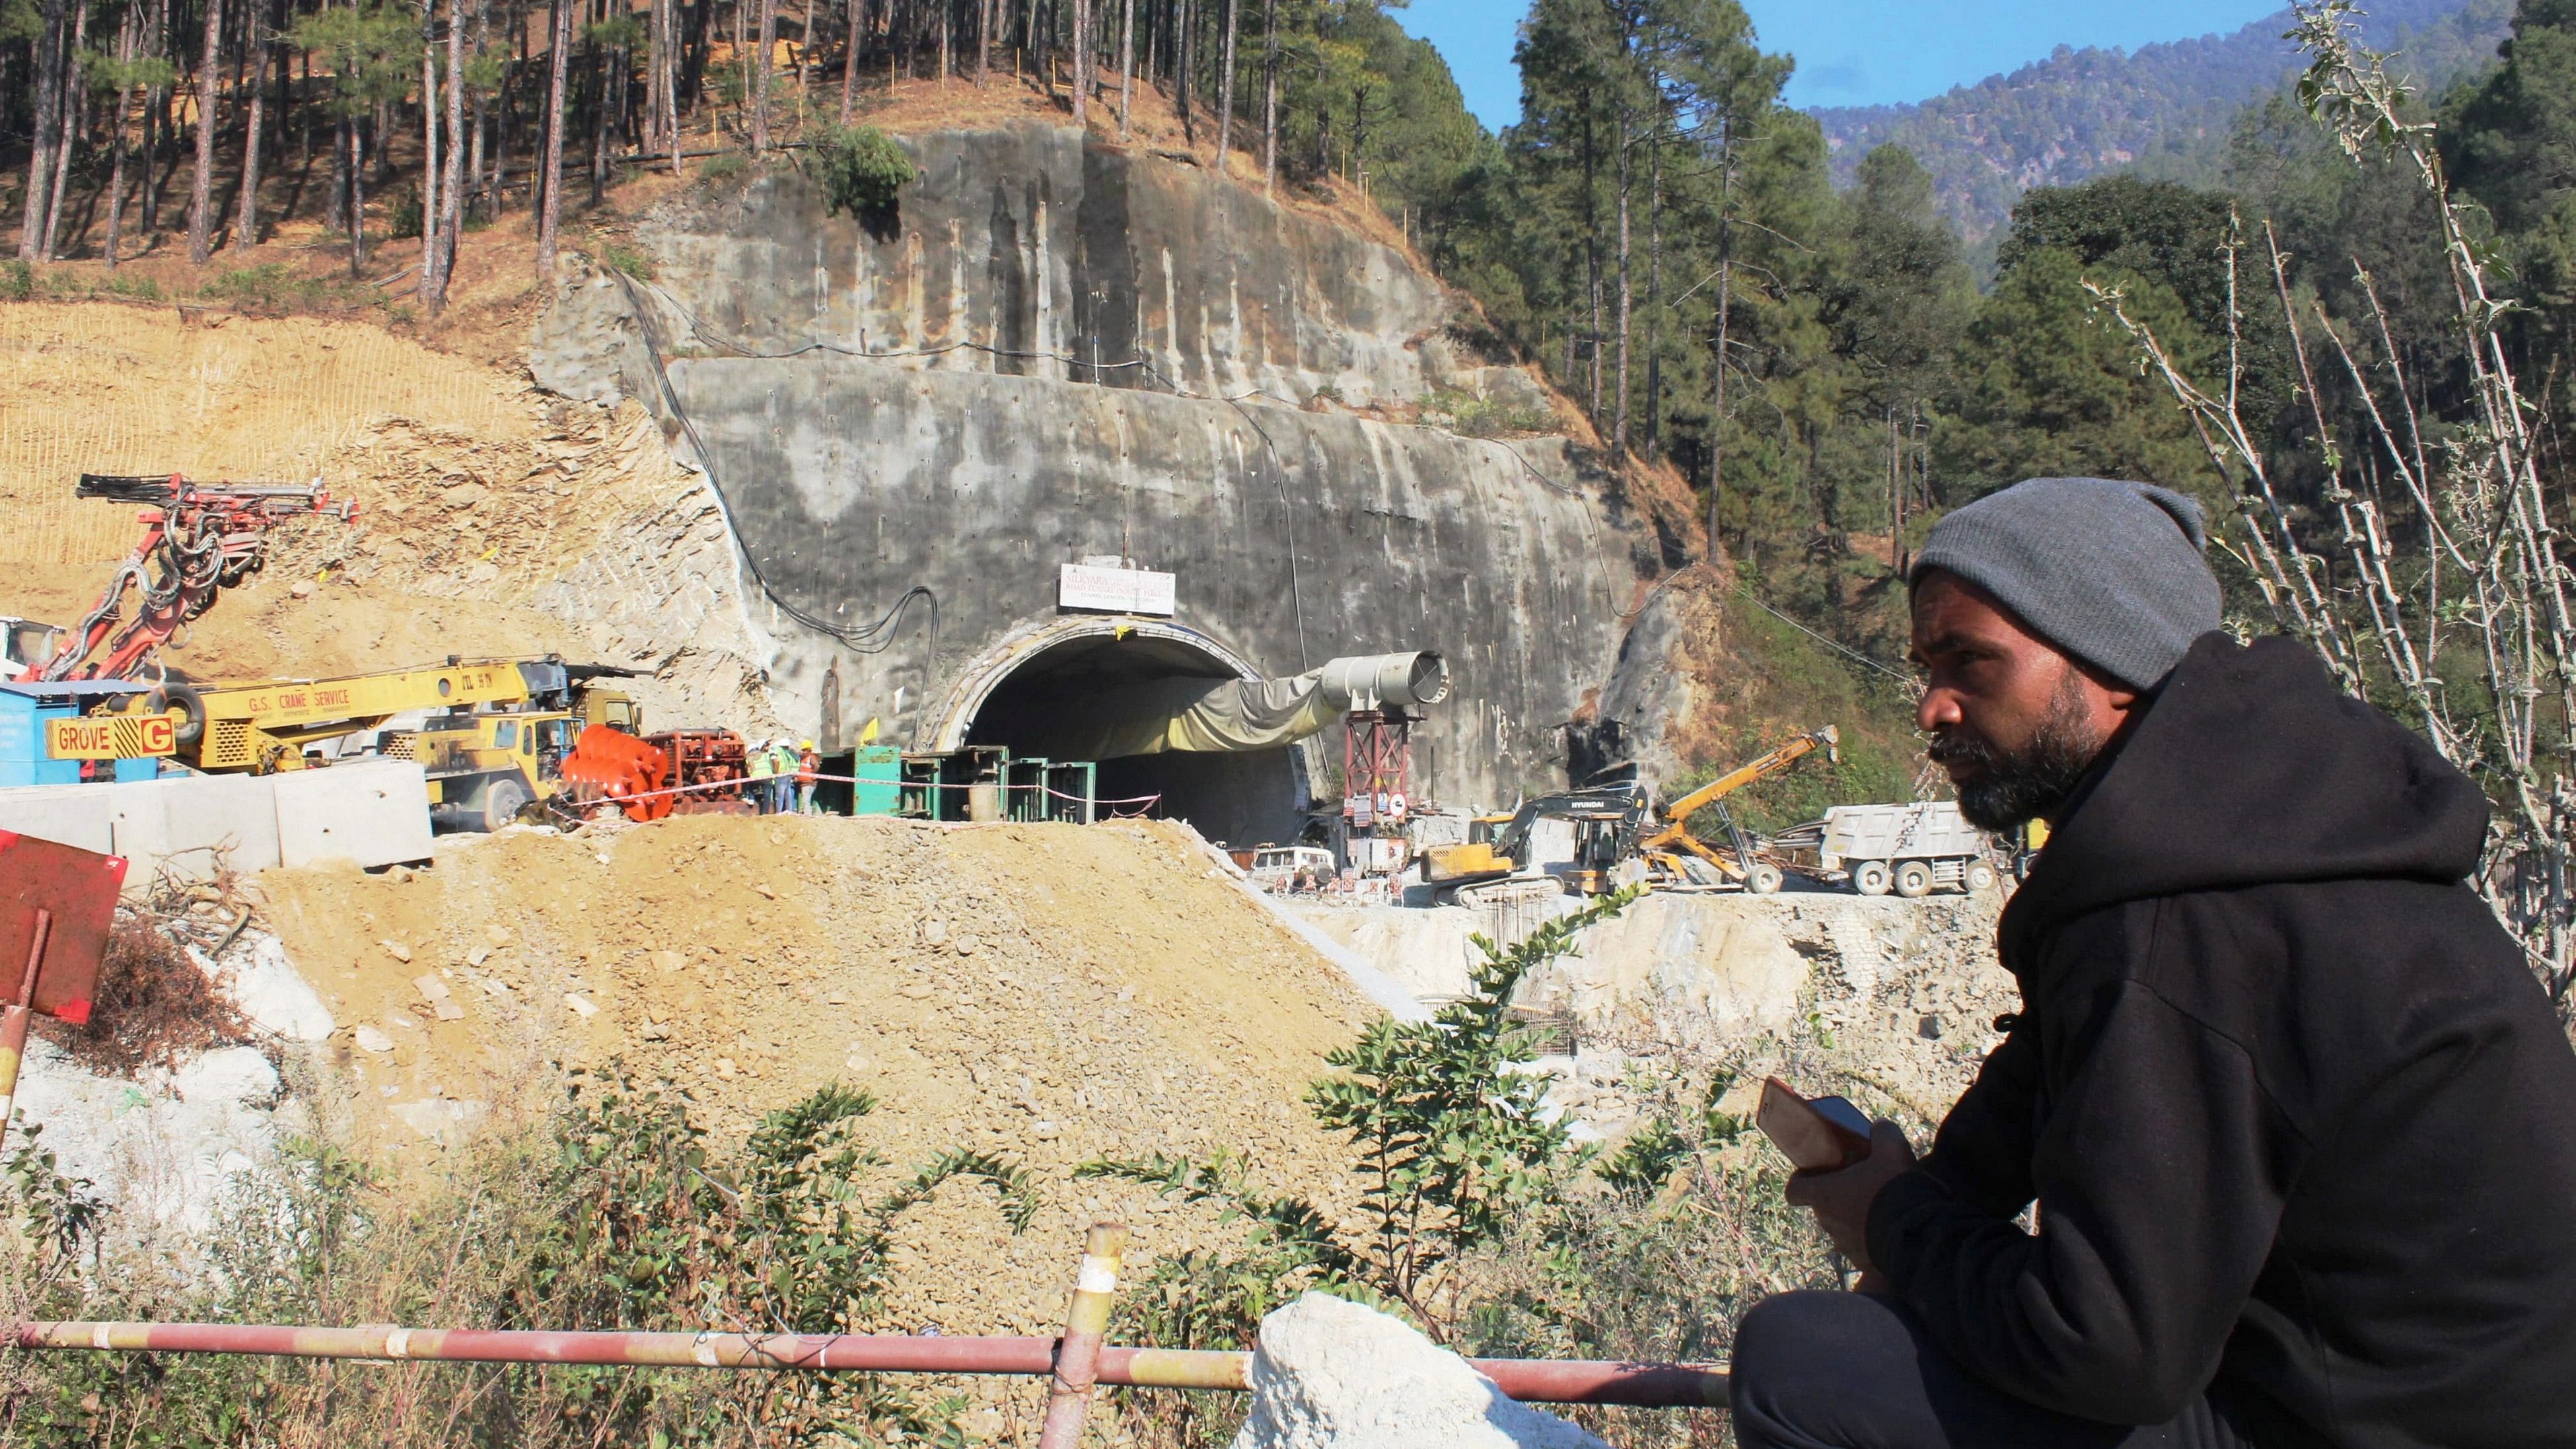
[1422,726,1838,901]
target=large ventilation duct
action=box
[1013,651,1446,761]
[1314,652,1451,712]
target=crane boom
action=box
[98,655,638,773]
[1635,726,1840,890]
[1651,726,1839,833]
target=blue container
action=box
[0,689,79,788]
[0,680,159,788]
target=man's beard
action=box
[1926,667,2104,832]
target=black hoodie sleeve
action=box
[1865,900,2312,1425]
[1906,1009,2043,1215]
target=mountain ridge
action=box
[1810,0,2509,244]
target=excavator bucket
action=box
[559,726,674,822]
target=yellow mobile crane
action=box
[1635,725,1838,894]
[98,656,642,830]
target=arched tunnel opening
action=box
[963,634,1310,849]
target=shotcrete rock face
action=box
[538,124,1684,830]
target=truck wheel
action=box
[1894,860,1935,899]
[147,680,207,749]
[1965,861,1999,892]
[1853,860,1892,896]
[1745,862,1785,895]
[482,777,532,833]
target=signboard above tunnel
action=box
[1058,563,1177,617]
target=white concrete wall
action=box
[274,761,436,868]
[109,773,283,880]
[0,760,432,882]
[0,782,116,853]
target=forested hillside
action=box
[8,0,2535,675]
[1813,0,2508,246]
[11,0,2576,847]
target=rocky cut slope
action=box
[0,302,780,737]
[539,124,1700,842]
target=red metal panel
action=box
[0,833,129,1024]
[1470,1357,1732,1408]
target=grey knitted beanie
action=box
[1910,477,2223,689]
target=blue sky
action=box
[1390,0,2291,128]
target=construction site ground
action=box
[1295,883,2017,1139]
[0,117,2016,1431]
[251,812,1376,1337]
[0,299,778,732]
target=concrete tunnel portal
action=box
[958,631,1310,849]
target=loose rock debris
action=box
[255,813,1381,1336]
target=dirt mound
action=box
[251,812,1377,1335]
[0,300,773,732]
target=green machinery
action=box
[861,745,1097,824]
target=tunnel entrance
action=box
[962,633,1309,849]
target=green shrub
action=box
[594,239,657,281]
[0,1072,1032,1446]
[699,150,749,182]
[1425,386,1556,438]
[199,262,371,315]
[0,260,32,302]
[98,272,163,301]
[802,124,917,227]
[1083,890,1641,1345]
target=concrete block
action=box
[116,773,283,881]
[0,783,116,854]
[15,1040,283,1234]
[213,935,336,1042]
[273,760,433,869]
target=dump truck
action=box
[1773,800,1997,897]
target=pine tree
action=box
[538,0,571,276]
[188,0,223,262]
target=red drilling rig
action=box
[15,472,360,685]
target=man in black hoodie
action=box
[1729,477,2576,1448]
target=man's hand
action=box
[1784,1121,1917,1275]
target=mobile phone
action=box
[1756,1077,1875,1172]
